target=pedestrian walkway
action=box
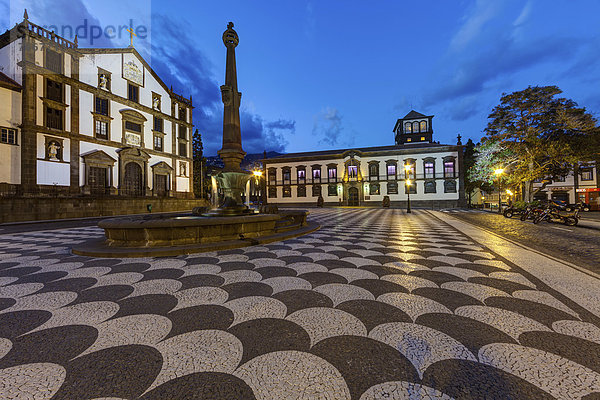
[0,209,599,399]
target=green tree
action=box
[477,86,599,201]
[192,129,206,198]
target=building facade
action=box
[263,111,465,208]
[532,163,599,210]
[0,13,193,198]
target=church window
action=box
[125,121,142,133]
[154,117,163,133]
[46,79,63,102]
[178,125,187,139]
[95,97,109,116]
[179,142,187,157]
[46,107,63,130]
[95,120,108,139]
[179,107,187,122]
[154,135,163,151]
[1,128,17,145]
[45,48,63,74]
[404,122,412,133]
[420,121,427,132]
[128,83,139,103]
[412,121,420,133]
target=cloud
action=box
[312,107,344,147]
[147,14,294,155]
[450,0,499,51]
[421,1,587,120]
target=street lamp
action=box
[494,168,504,213]
[253,170,262,205]
[405,164,412,214]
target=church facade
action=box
[263,111,466,208]
[0,13,193,198]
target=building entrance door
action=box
[155,174,168,197]
[589,192,599,211]
[123,162,143,196]
[348,187,359,206]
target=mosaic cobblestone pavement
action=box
[1,209,600,400]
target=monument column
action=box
[206,22,253,216]
[218,22,245,172]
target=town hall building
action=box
[263,110,466,208]
[0,12,194,198]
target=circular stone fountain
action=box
[72,22,318,258]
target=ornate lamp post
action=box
[494,168,504,213]
[405,164,412,214]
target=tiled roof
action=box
[402,110,428,119]
[0,71,21,90]
[265,142,453,160]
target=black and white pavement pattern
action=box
[1,208,599,399]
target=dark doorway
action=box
[155,174,168,197]
[123,162,143,196]
[89,167,107,195]
[348,187,359,206]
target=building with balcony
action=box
[0,12,194,198]
[263,111,465,208]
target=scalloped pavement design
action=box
[1,208,599,399]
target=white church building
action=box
[0,12,193,198]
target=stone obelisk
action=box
[218,22,245,172]
[208,22,253,216]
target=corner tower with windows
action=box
[393,110,434,145]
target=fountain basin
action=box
[72,210,318,258]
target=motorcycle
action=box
[533,204,580,226]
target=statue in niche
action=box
[99,74,108,89]
[153,96,160,110]
[180,162,186,176]
[48,141,60,161]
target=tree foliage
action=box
[472,85,599,200]
[192,129,207,198]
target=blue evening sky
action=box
[3,0,600,155]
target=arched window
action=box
[404,122,412,133]
[420,121,427,132]
[412,121,420,133]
